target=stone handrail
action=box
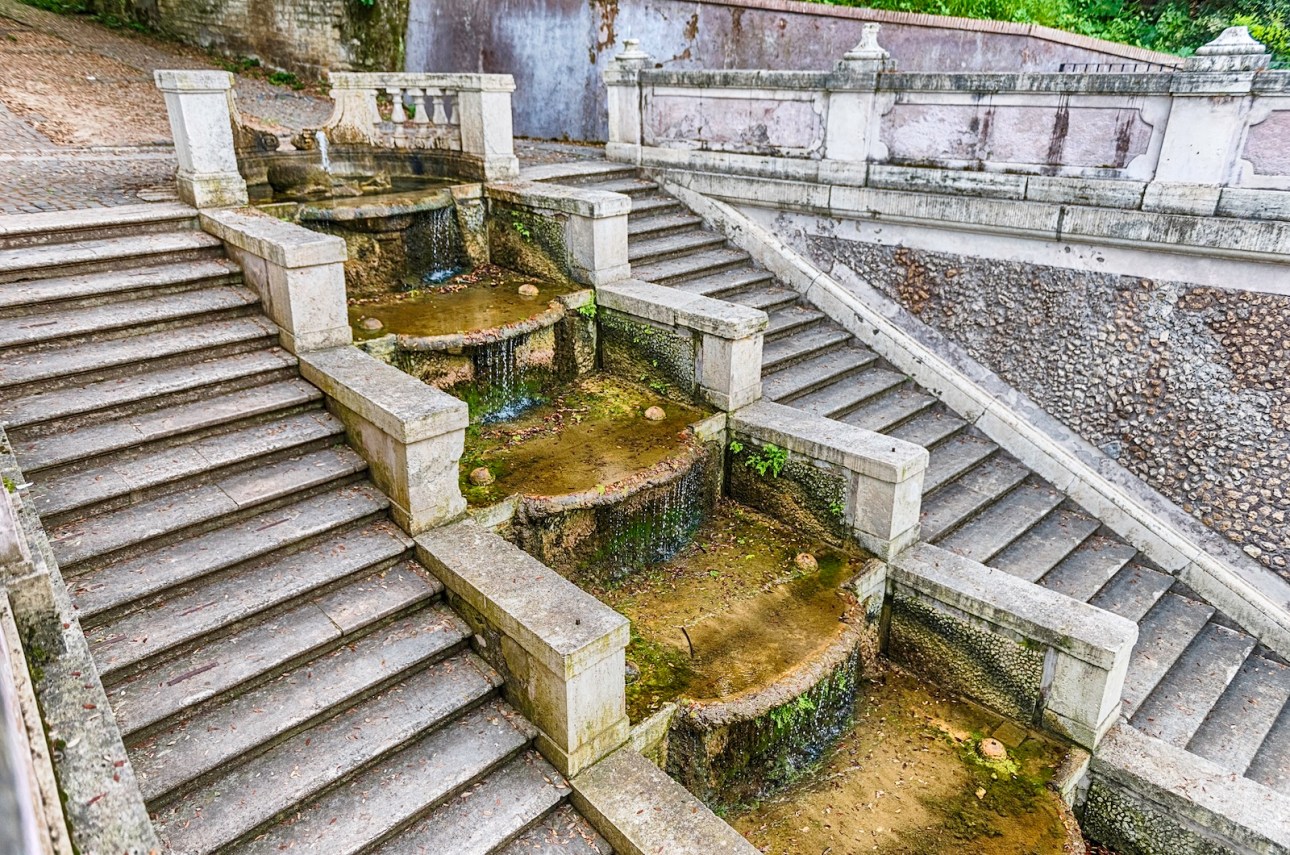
[322,72,520,181]
[605,26,1290,214]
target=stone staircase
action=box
[0,204,611,855]
[538,162,1290,799]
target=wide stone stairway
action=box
[0,205,610,854]
[528,160,1290,799]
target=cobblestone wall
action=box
[150,0,408,77]
[806,236,1290,583]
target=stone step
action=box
[763,345,878,403]
[366,750,569,855]
[0,229,225,284]
[1248,704,1290,795]
[628,229,728,264]
[107,562,438,738]
[129,609,476,806]
[498,805,614,855]
[1037,536,1139,603]
[13,378,320,473]
[764,305,826,340]
[522,161,637,185]
[0,315,279,395]
[32,410,345,524]
[50,444,363,570]
[87,517,408,678]
[1121,593,1217,718]
[671,267,775,299]
[0,285,258,351]
[729,284,800,312]
[761,325,852,373]
[0,258,243,316]
[69,483,390,618]
[631,247,752,286]
[627,194,683,218]
[989,508,1101,582]
[158,697,530,855]
[938,481,1065,564]
[0,347,298,432]
[919,455,1030,542]
[790,367,906,421]
[849,388,944,436]
[0,202,198,249]
[582,177,658,197]
[628,210,705,238]
[1089,563,1176,623]
[1131,623,1257,748]
[923,433,1000,495]
[892,407,970,448]
[1188,653,1290,776]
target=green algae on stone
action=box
[731,665,1080,855]
[349,265,582,341]
[459,373,709,507]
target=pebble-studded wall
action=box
[806,236,1290,583]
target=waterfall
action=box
[474,335,541,423]
[603,464,707,579]
[315,131,332,174]
[409,207,467,286]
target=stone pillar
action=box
[456,78,520,181]
[154,70,249,208]
[731,400,928,559]
[824,24,893,178]
[1146,27,1270,215]
[486,182,632,286]
[603,39,652,164]
[298,347,469,536]
[198,209,352,355]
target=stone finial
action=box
[1186,26,1271,72]
[613,38,653,71]
[839,22,893,72]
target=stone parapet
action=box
[731,400,928,558]
[890,543,1137,749]
[416,522,630,777]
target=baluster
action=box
[431,90,450,125]
[386,86,406,124]
[445,93,460,126]
[407,87,429,124]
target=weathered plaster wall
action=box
[792,227,1290,582]
[405,0,1177,141]
[149,0,409,77]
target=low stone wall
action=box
[148,0,409,77]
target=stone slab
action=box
[597,278,767,339]
[487,181,632,219]
[199,208,346,268]
[299,345,468,443]
[571,747,759,855]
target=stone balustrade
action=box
[323,72,520,181]
[605,27,1290,215]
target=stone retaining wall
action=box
[803,234,1290,583]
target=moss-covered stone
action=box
[599,309,697,399]
[888,593,1045,725]
[488,203,577,285]
[727,440,849,542]
[1081,777,1231,855]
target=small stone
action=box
[975,787,986,800]
[978,738,1008,761]
[794,553,818,572]
[469,467,494,486]
[625,661,641,684]
[359,316,383,331]
[644,406,666,421]
[518,283,540,297]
